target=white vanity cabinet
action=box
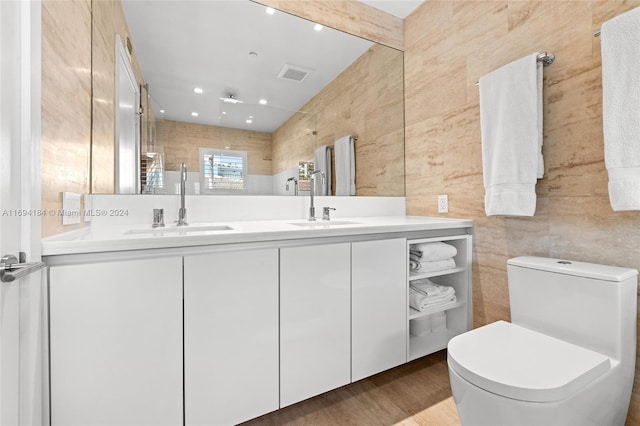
[49,257,183,426]
[183,249,279,425]
[351,238,407,381]
[280,243,351,407]
[44,216,473,425]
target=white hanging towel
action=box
[314,145,331,195]
[335,135,355,196]
[479,53,543,216]
[601,6,640,211]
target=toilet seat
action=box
[447,321,611,403]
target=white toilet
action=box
[447,256,638,426]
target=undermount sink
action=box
[289,221,360,227]
[124,224,234,235]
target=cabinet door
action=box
[280,243,351,407]
[184,249,279,425]
[352,238,407,380]
[49,257,183,426]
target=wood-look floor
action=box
[242,350,461,426]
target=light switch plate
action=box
[62,192,81,225]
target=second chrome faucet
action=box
[177,162,188,226]
[308,170,325,221]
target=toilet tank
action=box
[507,256,638,360]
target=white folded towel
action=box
[411,258,456,273]
[314,145,332,195]
[601,6,640,211]
[411,242,458,262]
[335,135,355,196]
[409,288,457,311]
[479,52,544,216]
[410,278,455,298]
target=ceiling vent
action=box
[277,64,313,82]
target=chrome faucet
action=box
[286,177,298,196]
[322,207,336,221]
[177,162,188,226]
[153,208,165,228]
[308,170,325,221]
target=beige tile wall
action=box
[158,120,272,175]
[403,1,640,423]
[255,0,403,50]
[41,0,92,238]
[272,44,405,196]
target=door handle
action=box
[0,255,46,283]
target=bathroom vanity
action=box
[43,216,472,425]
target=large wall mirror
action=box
[92,0,405,197]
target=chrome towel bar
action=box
[475,52,555,86]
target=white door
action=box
[0,1,47,425]
[280,243,351,407]
[49,258,183,426]
[115,35,140,194]
[184,249,279,425]
[352,238,407,380]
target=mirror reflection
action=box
[99,0,405,196]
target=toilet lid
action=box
[447,321,611,402]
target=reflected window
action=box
[141,152,164,194]
[200,148,248,194]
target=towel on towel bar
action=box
[479,52,544,216]
[335,135,355,196]
[314,145,332,195]
[411,242,458,262]
[601,6,640,211]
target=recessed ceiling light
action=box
[249,115,253,119]
[225,146,230,149]
[249,51,258,57]
[194,87,203,94]
[259,99,267,105]
[265,7,275,15]
[246,119,253,124]
[221,95,243,104]
[160,109,165,114]
[222,111,227,115]
[314,24,323,32]
[191,112,199,117]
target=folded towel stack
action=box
[409,278,456,312]
[410,242,457,273]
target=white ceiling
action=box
[122,1,376,133]
[359,0,424,18]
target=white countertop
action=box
[42,216,473,256]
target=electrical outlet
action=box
[437,194,449,213]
